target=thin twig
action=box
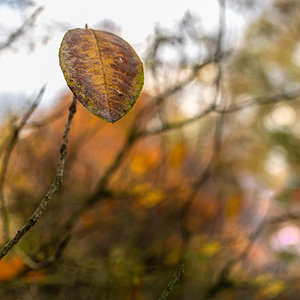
[0,6,43,52]
[158,262,184,300]
[0,86,45,241]
[0,96,77,260]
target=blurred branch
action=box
[207,209,300,296]
[61,135,135,235]
[16,233,70,270]
[216,0,226,60]
[207,217,266,296]
[0,95,77,261]
[137,104,216,137]
[213,0,226,105]
[55,58,218,239]
[0,0,34,9]
[158,262,184,300]
[210,0,227,161]
[269,211,300,224]
[54,88,300,264]
[137,57,220,124]
[138,89,300,137]
[0,6,43,52]
[26,105,67,128]
[216,89,300,113]
[0,86,45,241]
[179,167,211,252]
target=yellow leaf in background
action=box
[226,195,242,219]
[132,184,149,193]
[254,273,271,284]
[130,156,148,175]
[260,280,285,298]
[133,184,164,208]
[169,142,186,168]
[138,190,164,208]
[200,241,221,258]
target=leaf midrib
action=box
[90,29,112,122]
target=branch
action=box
[53,89,300,262]
[136,57,219,124]
[62,58,224,226]
[26,105,67,128]
[215,88,300,113]
[158,262,184,300]
[0,6,43,52]
[0,86,45,241]
[0,95,77,260]
[206,209,300,296]
[60,130,136,235]
[207,217,266,296]
[138,89,300,138]
[16,233,70,270]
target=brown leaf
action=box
[59,28,144,123]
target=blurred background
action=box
[1,0,300,299]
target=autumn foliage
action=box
[2,1,300,299]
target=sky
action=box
[0,0,248,115]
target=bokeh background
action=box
[1,0,300,299]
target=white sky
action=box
[0,0,248,113]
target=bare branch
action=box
[215,89,300,113]
[137,57,219,124]
[0,95,77,260]
[158,262,184,300]
[138,89,300,138]
[0,86,45,241]
[0,6,43,52]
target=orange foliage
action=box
[0,255,24,281]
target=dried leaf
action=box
[59,28,144,123]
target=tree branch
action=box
[158,262,184,300]
[0,95,77,260]
[138,89,300,138]
[0,6,43,52]
[0,86,45,241]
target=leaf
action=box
[0,255,24,281]
[59,28,144,123]
[226,194,242,219]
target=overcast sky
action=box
[0,0,248,115]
